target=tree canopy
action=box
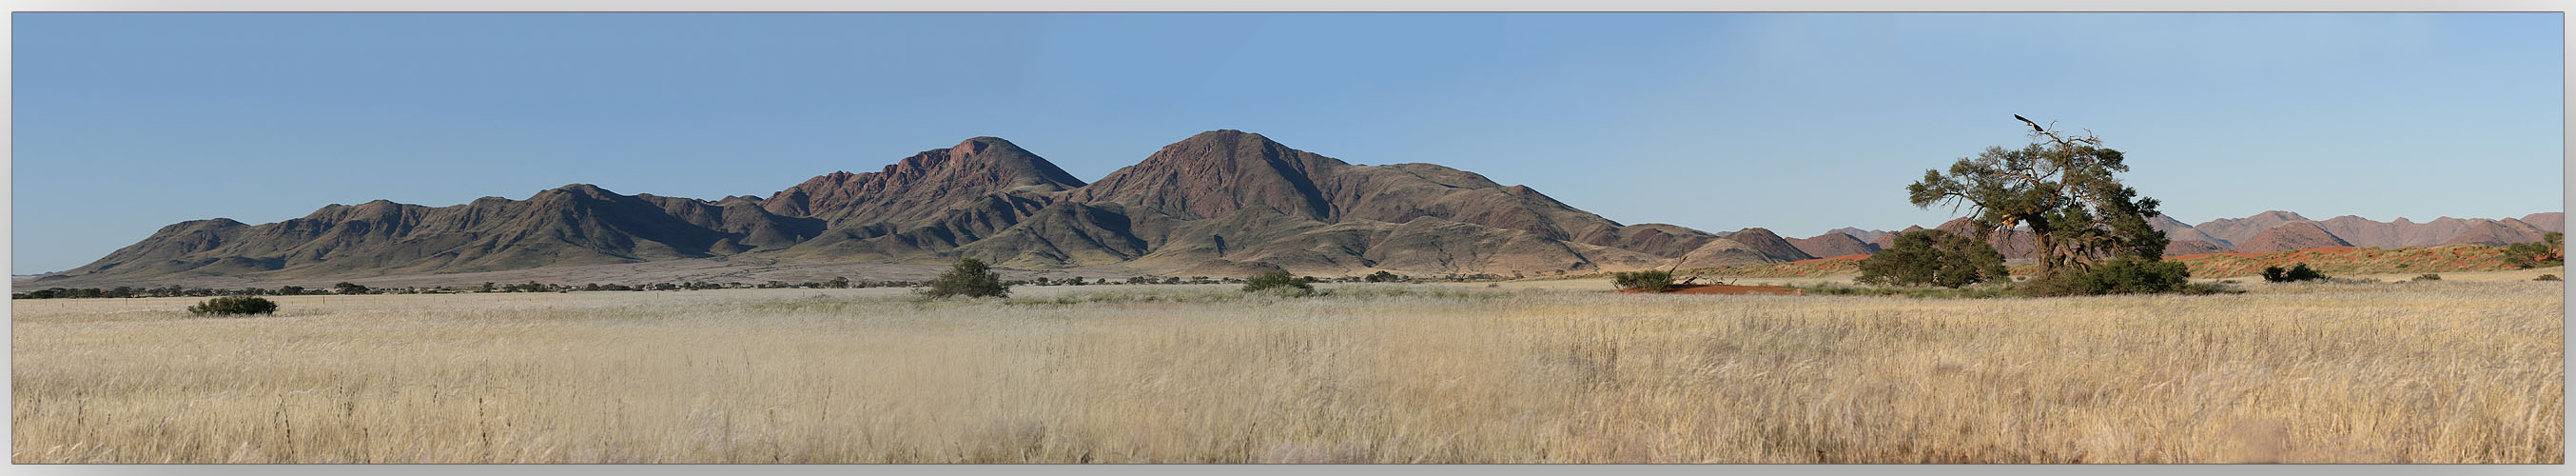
[1855,229,2008,288]
[1906,120,2169,277]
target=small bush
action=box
[2020,258,2192,296]
[187,296,278,316]
[923,258,1009,298]
[2535,274,2561,282]
[2411,273,2443,282]
[1242,270,1314,295]
[1363,270,1402,283]
[1611,269,1675,292]
[2260,263,2326,283]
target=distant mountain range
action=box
[40,130,2563,287]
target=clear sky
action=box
[10,12,2564,274]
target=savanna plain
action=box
[10,273,2565,464]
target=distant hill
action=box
[2230,221,2354,254]
[1786,231,1879,258]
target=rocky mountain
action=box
[1826,228,1889,244]
[2444,218,2554,247]
[2193,210,2313,245]
[2304,214,2559,248]
[1787,231,1880,258]
[1866,226,1926,251]
[2229,221,2353,254]
[57,185,827,281]
[2163,239,2231,255]
[55,130,1807,286]
[2522,212,2565,232]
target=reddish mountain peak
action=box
[540,183,619,199]
[762,137,1083,225]
[2445,219,2552,246]
[2231,221,2352,254]
[1070,129,1347,221]
[2148,213,2194,228]
[1140,129,1344,171]
[1787,231,1879,258]
[1721,228,1816,262]
[2521,212,2564,232]
[2255,210,2311,222]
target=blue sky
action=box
[10,12,2564,274]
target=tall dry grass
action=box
[10,280,2563,463]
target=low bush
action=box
[1611,269,1676,292]
[187,296,278,316]
[923,258,1009,298]
[2261,264,2326,283]
[2535,274,2561,282]
[2412,273,2443,282]
[1242,270,1315,296]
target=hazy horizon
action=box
[12,12,2565,274]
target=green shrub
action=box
[1242,270,1315,295]
[2020,258,2192,296]
[2260,263,2326,283]
[1610,269,1676,292]
[1855,229,2007,288]
[2535,274,2561,282]
[2411,273,2443,282]
[923,258,1009,298]
[1363,270,1401,283]
[187,296,278,316]
[2500,232,2564,268]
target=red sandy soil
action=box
[1614,284,1804,296]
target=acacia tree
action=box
[1905,118,2171,278]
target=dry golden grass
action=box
[10,278,2564,463]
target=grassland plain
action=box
[10,276,2565,463]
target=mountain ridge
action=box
[43,131,2565,287]
[51,130,1765,286]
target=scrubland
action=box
[10,276,2563,463]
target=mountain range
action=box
[41,130,2564,287]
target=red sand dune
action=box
[1613,284,1803,296]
